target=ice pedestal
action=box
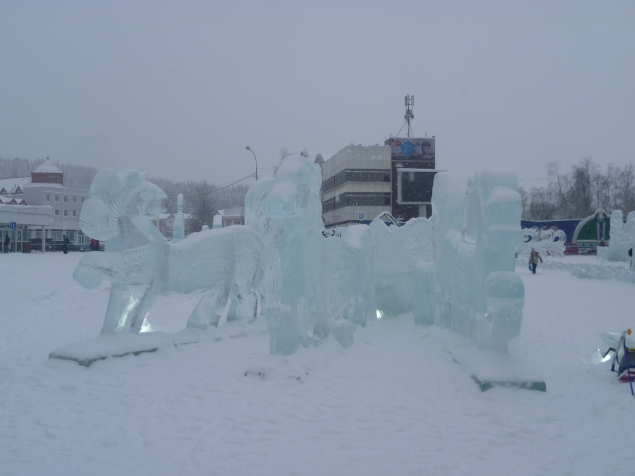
[452,345,546,392]
[48,329,209,367]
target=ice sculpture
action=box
[255,155,328,352]
[626,212,635,268]
[74,169,262,334]
[244,155,375,353]
[431,170,524,352]
[172,193,185,243]
[518,227,566,258]
[369,217,433,319]
[604,210,631,262]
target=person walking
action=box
[4,233,10,253]
[62,234,69,254]
[529,248,542,274]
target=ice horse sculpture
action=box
[73,169,262,334]
[431,170,524,352]
[244,155,375,354]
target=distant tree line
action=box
[520,158,635,221]
[0,157,249,231]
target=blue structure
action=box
[521,219,580,244]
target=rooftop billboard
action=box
[384,137,435,160]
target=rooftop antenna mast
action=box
[404,94,414,138]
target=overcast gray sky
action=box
[1,0,633,187]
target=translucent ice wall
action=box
[325,224,375,326]
[431,170,524,351]
[369,217,432,318]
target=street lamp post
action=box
[245,146,258,181]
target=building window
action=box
[73,196,77,203]
[55,195,60,202]
[81,197,86,203]
[54,209,59,216]
[63,210,68,216]
[73,210,77,217]
[46,194,51,201]
[64,196,68,202]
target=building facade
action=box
[320,145,393,228]
[0,159,89,246]
[212,206,245,228]
[320,139,439,228]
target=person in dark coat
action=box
[62,234,69,254]
[528,248,543,274]
[4,233,9,253]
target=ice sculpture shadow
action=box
[73,169,262,335]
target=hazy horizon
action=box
[2,1,633,188]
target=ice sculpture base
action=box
[49,329,208,367]
[452,347,546,392]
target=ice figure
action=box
[244,155,375,354]
[518,227,566,258]
[369,217,433,318]
[626,212,635,268]
[244,177,283,310]
[431,170,524,352]
[74,169,262,334]
[604,210,631,262]
[259,155,328,352]
[172,193,185,243]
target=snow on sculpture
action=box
[245,155,375,354]
[73,169,262,334]
[518,227,566,258]
[431,170,524,352]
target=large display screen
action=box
[397,169,439,204]
[384,137,435,159]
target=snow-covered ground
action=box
[1,252,634,475]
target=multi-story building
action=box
[320,138,439,228]
[320,145,393,228]
[0,158,89,246]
